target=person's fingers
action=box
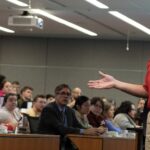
[87,83,96,88]
[88,80,100,83]
[98,71,106,77]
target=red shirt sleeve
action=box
[143,60,150,90]
[144,60,150,108]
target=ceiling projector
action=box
[8,15,44,29]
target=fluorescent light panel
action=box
[0,26,15,33]
[32,9,98,36]
[6,0,28,7]
[85,0,109,9]
[109,11,150,35]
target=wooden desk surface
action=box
[68,134,137,150]
[102,136,137,150]
[0,133,60,150]
[68,134,103,150]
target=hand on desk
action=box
[135,125,142,128]
[97,126,107,134]
[83,127,106,136]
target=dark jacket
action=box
[38,102,83,136]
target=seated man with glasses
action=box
[39,84,103,150]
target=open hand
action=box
[88,71,116,89]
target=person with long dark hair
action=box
[113,101,139,129]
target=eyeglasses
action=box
[57,92,71,97]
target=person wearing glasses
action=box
[87,97,105,128]
[113,101,139,130]
[39,84,103,150]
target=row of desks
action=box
[0,133,137,150]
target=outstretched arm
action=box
[88,71,148,98]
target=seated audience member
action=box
[46,94,55,104]
[25,95,47,117]
[18,86,33,108]
[0,75,6,107]
[2,81,14,95]
[103,102,122,133]
[0,74,6,97]
[74,95,93,128]
[12,81,21,95]
[135,98,145,126]
[0,93,22,131]
[114,101,140,130]
[39,84,102,150]
[87,97,105,127]
[137,98,145,110]
[67,87,82,108]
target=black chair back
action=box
[24,114,40,133]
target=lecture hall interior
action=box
[0,0,150,150]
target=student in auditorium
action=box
[17,86,33,109]
[0,93,22,131]
[0,74,6,97]
[135,98,145,126]
[73,95,92,128]
[2,81,14,95]
[25,94,47,117]
[67,87,82,108]
[12,81,21,96]
[0,74,6,107]
[87,97,105,127]
[103,101,122,133]
[113,100,140,130]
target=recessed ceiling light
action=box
[0,26,15,33]
[84,0,109,9]
[6,0,28,7]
